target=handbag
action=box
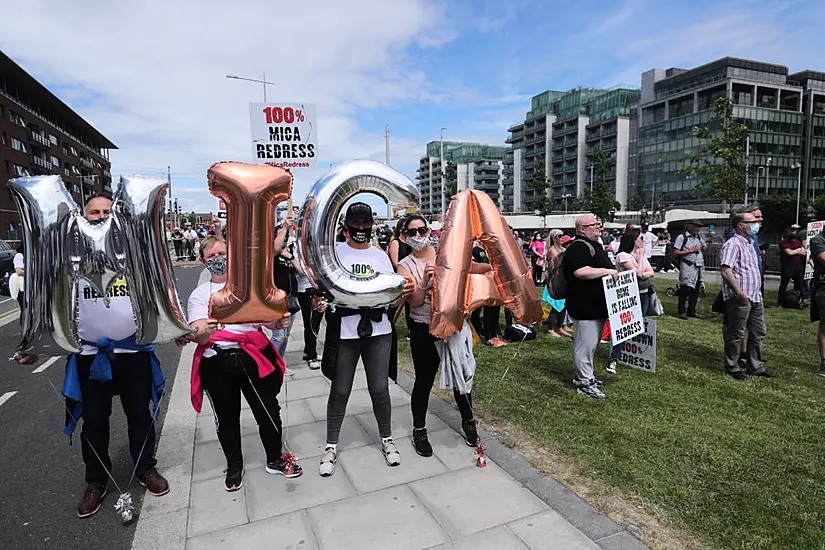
[649,292,664,316]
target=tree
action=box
[443,161,457,198]
[527,155,551,216]
[627,191,646,211]
[759,194,811,235]
[680,97,749,203]
[581,145,620,222]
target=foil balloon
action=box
[296,160,419,308]
[117,176,192,344]
[207,162,292,324]
[429,189,543,339]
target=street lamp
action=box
[765,157,772,196]
[755,166,765,202]
[792,161,803,225]
[562,193,572,215]
[226,73,275,102]
[439,127,447,220]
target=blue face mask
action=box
[750,223,761,235]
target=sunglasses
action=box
[582,222,601,228]
[404,227,430,237]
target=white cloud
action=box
[0,0,455,214]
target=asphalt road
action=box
[0,265,201,550]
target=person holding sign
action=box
[564,215,617,399]
[808,230,825,376]
[605,228,654,375]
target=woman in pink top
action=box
[530,232,546,284]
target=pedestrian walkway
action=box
[132,296,647,549]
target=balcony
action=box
[80,157,96,170]
[551,141,565,152]
[31,155,52,174]
[29,131,50,148]
[82,176,97,186]
[564,138,578,148]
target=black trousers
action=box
[200,346,283,468]
[678,280,701,315]
[471,306,513,341]
[173,240,183,260]
[17,292,24,327]
[408,320,473,429]
[76,352,157,486]
[778,262,804,303]
[297,291,323,360]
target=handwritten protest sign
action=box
[805,221,824,280]
[603,270,644,345]
[616,318,657,373]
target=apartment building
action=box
[0,50,116,240]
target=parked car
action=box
[0,240,17,296]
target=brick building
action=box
[0,50,116,241]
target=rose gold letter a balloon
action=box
[208,162,292,323]
[430,189,542,339]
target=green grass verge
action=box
[399,285,825,549]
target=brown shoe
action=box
[77,485,108,518]
[678,313,688,320]
[138,468,170,496]
[686,312,702,319]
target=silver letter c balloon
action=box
[296,160,419,308]
[8,175,192,354]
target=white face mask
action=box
[407,235,431,251]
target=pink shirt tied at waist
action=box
[190,329,285,413]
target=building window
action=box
[11,137,28,153]
[49,133,58,146]
[64,167,71,177]
[71,165,81,176]
[51,155,59,166]
[1,133,6,145]
[13,164,30,177]
[70,146,78,156]
[9,110,26,128]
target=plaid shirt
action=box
[720,233,762,302]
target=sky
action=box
[2,0,825,217]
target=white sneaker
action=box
[382,439,401,467]
[284,367,295,376]
[308,360,321,370]
[319,446,337,477]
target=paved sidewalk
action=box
[132,296,648,549]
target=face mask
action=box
[347,225,371,244]
[407,235,431,251]
[87,218,106,226]
[205,254,227,275]
[751,223,761,235]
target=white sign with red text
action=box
[249,103,318,169]
[651,245,667,257]
[805,220,824,280]
[616,318,657,373]
[217,198,227,219]
[603,270,645,345]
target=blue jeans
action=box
[270,313,294,358]
[611,291,650,360]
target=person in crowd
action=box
[641,223,658,262]
[171,227,184,261]
[396,215,480,456]
[601,229,615,253]
[530,232,545,284]
[377,227,390,252]
[208,218,222,238]
[747,205,766,300]
[470,240,511,346]
[185,237,302,492]
[564,215,617,399]
[315,203,414,477]
[183,224,198,261]
[719,211,776,381]
[65,194,169,518]
[544,230,572,338]
[778,224,806,306]
[270,218,301,376]
[808,229,825,376]
[605,228,654,374]
[513,229,524,249]
[296,267,323,370]
[10,245,38,365]
[389,217,411,269]
[673,220,711,320]
[798,223,812,301]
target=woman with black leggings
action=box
[397,215,479,456]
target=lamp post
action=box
[765,157,772,196]
[439,127,447,221]
[589,163,594,194]
[792,161,803,225]
[755,166,764,202]
[562,193,572,215]
[225,73,275,102]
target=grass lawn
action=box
[398,284,825,550]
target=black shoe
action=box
[737,353,749,370]
[412,428,433,457]
[462,419,479,447]
[748,369,776,378]
[224,464,244,492]
[266,457,303,478]
[728,370,748,381]
[302,353,311,361]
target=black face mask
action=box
[347,225,371,244]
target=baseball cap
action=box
[790,224,801,230]
[344,202,374,224]
[561,235,574,245]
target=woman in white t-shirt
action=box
[396,215,481,457]
[606,227,654,375]
[184,237,302,492]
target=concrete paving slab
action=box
[192,439,229,482]
[428,526,529,549]
[283,417,373,459]
[287,364,324,381]
[132,508,188,550]
[186,509,318,550]
[427,428,485,471]
[280,376,333,401]
[306,485,450,550]
[354,404,448,442]
[244,456,357,522]
[508,510,600,549]
[594,532,650,550]
[187,477,248,537]
[141,431,196,518]
[338,435,449,494]
[409,463,547,539]
[305,388,374,420]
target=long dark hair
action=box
[403,214,428,232]
[392,217,406,240]
[618,228,641,254]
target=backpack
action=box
[547,240,595,300]
[780,288,804,309]
[504,323,537,342]
[673,232,690,269]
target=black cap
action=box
[344,202,374,224]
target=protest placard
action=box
[603,270,645,345]
[249,103,318,169]
[805,220,824,280]
[616,318,657,373]
[651,245,666,257]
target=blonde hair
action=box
[199,236,224,261]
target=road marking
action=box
[32,356,60,374]
[0,297,11,304]
[0,309,19,320]
[0,391,17,408]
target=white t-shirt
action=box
[296,273,313,293]
[183,229,197,241]
[187,281,262,349]
[13,253,24,269]
[335,243,392,340]
[643,232,658,258]
[77,277,139,355]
